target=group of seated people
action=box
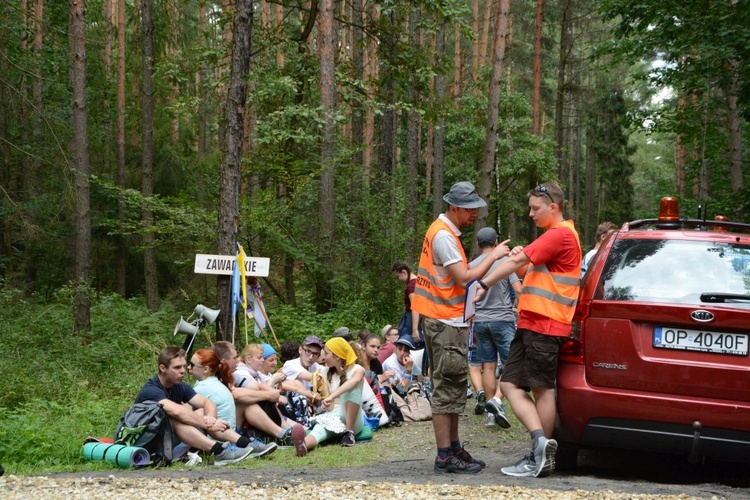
[133,323,424,466]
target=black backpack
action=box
[114,402,173,465]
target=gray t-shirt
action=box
[469,253,520,323]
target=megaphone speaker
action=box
[174,317,200,337]
[194,304,220,325]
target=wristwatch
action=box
[477,280,489,290]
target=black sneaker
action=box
[434,454,483,474]
[341,430,356,447]
[473,389,486,415]
[276,426,294,447]
[454,446,486,468]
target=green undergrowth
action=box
[0,291,396,475]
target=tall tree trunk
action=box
[216,0,253,339]
[472,0,479,82]
[431,21,446,219]
[479,0,492,73]
[315,0,336,312]
[0,21,9,278]
[69,0,91,335]
[476,0,510,237]
[405,6,421,255]
[451,23,462,98]
[198,2,208,156]
[378,10,396,181]
[727,58,742,195]
[531,0,544,137]
[554,0,571,175]
[30,0,43,197]
[351,0,364,170]
[141,0,160,312]
[527,0,544,243]
[116,0,127,296]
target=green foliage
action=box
[0,289,400,473]
[0,292,179,472]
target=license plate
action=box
[653,327,749,356]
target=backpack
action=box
[279,391,314,428]
[114,402,173,465]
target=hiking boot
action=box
[532,437,557,478]
[485,398,511,429]
[434,454,482,474]
[473,389,486,415]
[454,446,486,468]
[485,413,496,427]
[291,423,307,457]
[341,430,356,447]
[466,386,474,399]
[501,452,537,477]
[276,426,295,448]
[214,443,253,466]
[247,440,278,458]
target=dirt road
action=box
[5,400,748,499]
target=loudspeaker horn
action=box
[194,304,220,325]
[174,317,200,337]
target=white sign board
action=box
[194,254,270,277]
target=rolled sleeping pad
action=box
[82,442,150,468]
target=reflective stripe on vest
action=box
[518,221,581,324]
[411,218,467,319]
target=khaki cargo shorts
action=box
[423,317,469,415]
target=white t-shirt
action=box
[315,364,365,412]
[382,351,422,387]
[282,357,319,390]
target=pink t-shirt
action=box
[377,342,395,364]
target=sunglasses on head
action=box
[534,184,553,202]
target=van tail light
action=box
[560,300,590,365]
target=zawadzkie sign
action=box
[194,254,270,277]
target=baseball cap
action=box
[442,181,486,209]
[332,326,353,342]
[394,334,416,350]
[477,227,499,246]
[302,335,324,349]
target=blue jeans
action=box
[473,320,516,371]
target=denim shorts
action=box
[472,320,516,366]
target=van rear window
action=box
[598,239,750,306]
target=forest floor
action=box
[2,399,748,499]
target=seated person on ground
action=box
[332,326,354,342]
[281,336,323,401]
[189,349,277,461]
[362,332,396,386]
[382,334,422,391]
[212,341,302,447]
[292,337,366,456]
[376,324,398,363]
[134,346,245,465]
[279,340,300,364]
[236,343,285,388]
[258,343,282,384]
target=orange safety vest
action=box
[412,217,467,320]
[518,220,582,325]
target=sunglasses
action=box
[534,184,553,202]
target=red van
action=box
[555,198,750,469]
